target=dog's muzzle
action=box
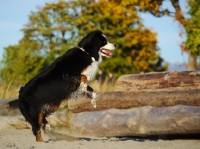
[100,42,116,57]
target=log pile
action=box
[66,71,200,138]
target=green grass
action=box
[0,79,115,100]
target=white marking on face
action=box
[102,34,106,38]
[101,42,115,50]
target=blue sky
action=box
[0,0,188,64]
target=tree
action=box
[22,0,167,77]
[74,0,167,77]
[184,0,200,54]
[21,1,79,65]
[131,0,199,70]
[0,0,168,98]
[1,1,78,83]
[181,0,200,70]
[0,41,45,98]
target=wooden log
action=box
[2,106,200,137]
[115,71,200,92]
[68,90,200,113]
[0,105,200,137]
[68,105,200,137]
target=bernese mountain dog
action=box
[18,30,116,142]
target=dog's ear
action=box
[78,30,102,48]
[78,36,90,48]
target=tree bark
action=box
[115,71,200,92]
[188,53,198,71]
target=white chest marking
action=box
[82,53,102,81]
[82,61,100,81]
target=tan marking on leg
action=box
[36,112,44,142]
[51,104,60,112]
[36,130,43,142]
[81,75,88,83]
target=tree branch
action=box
[170,0,186,25]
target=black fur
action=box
[18,30,108,142]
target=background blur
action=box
[0,0,200,99]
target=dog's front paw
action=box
[91,98,96,108]
[90,92,97,108]
[88,92,97,108]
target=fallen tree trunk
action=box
[115,71,200,92]
[68,105,200,137]
[68,90,200,113]
[2,106,200,138]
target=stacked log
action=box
[66,71,200,138]
[115,71,200,92]
[68,90,200,113]
[69,106,200,137]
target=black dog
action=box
[18,30,116,142]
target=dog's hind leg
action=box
[31,111,45,142]
[19,100,44,142]
[41,103,60,133]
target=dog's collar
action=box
[79,47,95,62]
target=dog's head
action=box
[78,30,116,61]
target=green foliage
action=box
[2,42,45,83]
[0,41,45,98]
[184,0,200,55]
[0,0,168,98]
